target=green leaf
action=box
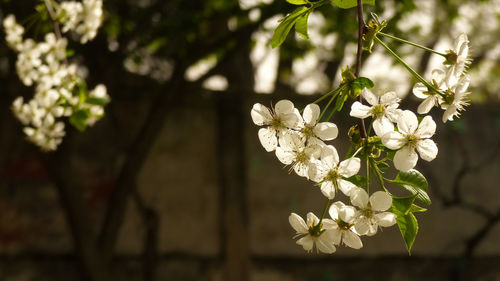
[295,11,310,39]
[376,161,390,170]
[86,97,110,106]
[390,196,416,216]
[395,212,418,255]
[286,0,307,5]
[70,109,90,132]
[271,7,308,48]
[345,175,368,188]
[409,204,427,213]
[351,77,374,90]
[393,169,431,205]
[332,92,348,112]
[331,0,375,9]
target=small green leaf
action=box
[376,161,390,170]
[295,12,310,39]
[86,97,110,106]
[395,212,418,255]
[345,175,368,188]
[390,196,416,216]
[409,204,427,213]
[271,7,308,48]
[351,77,374,90]
[331,0,375,9]
[286,0,307,5]
[66,49,75,58]
[393,169,431,205]
[70,109,90,132]
[333,92,348,112]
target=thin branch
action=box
[355,0,367,138]
[43,0,63,40]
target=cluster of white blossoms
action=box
[412,33,472,123]
[251,100,397,253]
[3,1,108,151]
[56,0,103,43]
[251,32,472,254]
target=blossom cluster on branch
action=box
[252,3,473,254]
[3,0,108,151]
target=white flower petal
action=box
[320,145,339,169]
[303,103,320,126]
[416,139,438,162]
[316,235,337,254]
[313,122,338,141]
[278,131,304,150]
[415,115,436,138]
[350,102,372,119]
[329,229,342,245]
[350,188,369,209]
[338,179,357,197]
[380,91,399,104]
[342,231,363,249]
[289,213,308,233]
[251,103,272,125]
[417,96,437,114]
[294,162,310,178]
[375,212,397,227]
[362,89,378,106]
[373,117,394,137]
[296,236,314,251]
[354,219,370,236]
[442,105,457,123]
[397,110,419,134]
[339,205,357,223]
[328,202,343,220]
[381,131,407,150]
[281,113,300,129]
[370,191,392,212]
[338,157,361,178]
[320,181,336,199]
[274,99,294,115]
[393,146,418,171]
[412,83,428,99]
[275,147,295,165]
[258,127,277,152]
[306,212,320,226]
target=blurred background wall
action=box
[1,0,500,280]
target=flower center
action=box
[325,170,340,182]
[407,134,419,149]
[302,125,314,138]
[444,50,458,66]
[442,89,455,105]
[296,150,308,164]
[271,117,284,130]
[361,208,373,218]
[308,222,324,237]
[336,219,352,230]
[372,104,385,119]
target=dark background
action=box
[1,0,500,280]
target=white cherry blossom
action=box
[299,103,338,143]
[350,89,402,137]
[310,145,361,199]
[251,100,300,152]
[445,33,471,81]
[382,110,438,171]
[350,189,397,236]
[289,212,337,254]
[440,74,471,123]
[276,131,321,178]
[328,202,363,249]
